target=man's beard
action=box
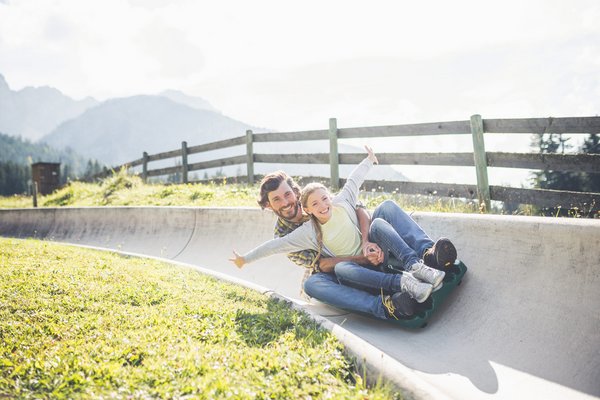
[275,201,300,221]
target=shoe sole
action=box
[394,292,416,318]
[434,238,457,269]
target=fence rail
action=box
[104,115,600,212]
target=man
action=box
[254,170,456,320]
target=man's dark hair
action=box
[257,171,301,209]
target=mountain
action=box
[0,73,98,141]
[40,95,409,182]
[159,89,220,113]
[0,71,407,182]
[40,95,259,166]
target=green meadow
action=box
[0,238,399,399]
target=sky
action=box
[1,0,598,185]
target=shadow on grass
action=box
[234,298,329,348]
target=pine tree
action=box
[529,133,600,217]
[530,133,584,191]
[580,134,600,193]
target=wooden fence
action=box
[109,115,600,211]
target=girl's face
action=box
[305,188,333,224]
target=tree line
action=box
[0,132,106,195]
[531,133,599,216]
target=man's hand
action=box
[229,250,246,269]
[362,241,383,265]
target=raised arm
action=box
[337,145,378,207]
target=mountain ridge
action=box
[40,95,260,166]
[0,73,98,141]
[1,73,409,182]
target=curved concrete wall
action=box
[1,207,599,400]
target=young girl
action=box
[230,146,443,303]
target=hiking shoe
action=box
[423,238,457,270]
[400,273,433,303]
[409,262,445,291]
[382,292,416,320]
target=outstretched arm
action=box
[230,222,317,267]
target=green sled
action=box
[382,260,468,328]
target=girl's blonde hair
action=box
[300,183,331,271]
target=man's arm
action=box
[356,206,384,265]
[287,249,371,273]
[317,254,371,272]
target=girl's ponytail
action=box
[301,183,329,271]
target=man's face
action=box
[266,181,301,221]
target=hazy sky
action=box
[1,0,598,130]
[1,0,598,185]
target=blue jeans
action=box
[303,200,434,320]
[303,269,400,320]
[369,200,434,271]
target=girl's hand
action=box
[229,250,246,269]
[364,145,378,165]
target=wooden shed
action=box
[31,162,61,195]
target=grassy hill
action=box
[0,237,397,399]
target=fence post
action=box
[246,130,254,185]
[181,141,189,184]
[470,114,491,212]
[329,118,339,190]
[142,151,149,183]
[32,181,38,208]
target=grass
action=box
[2,170,597,217]
[0,169,486,214]
[0,173,259,209]
[0,237,399,399]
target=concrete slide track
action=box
[0,207,599,400]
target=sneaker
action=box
[423,238,457,270]
[382,292,416,320]
[409,262,445,291]
[399,273,433,303]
